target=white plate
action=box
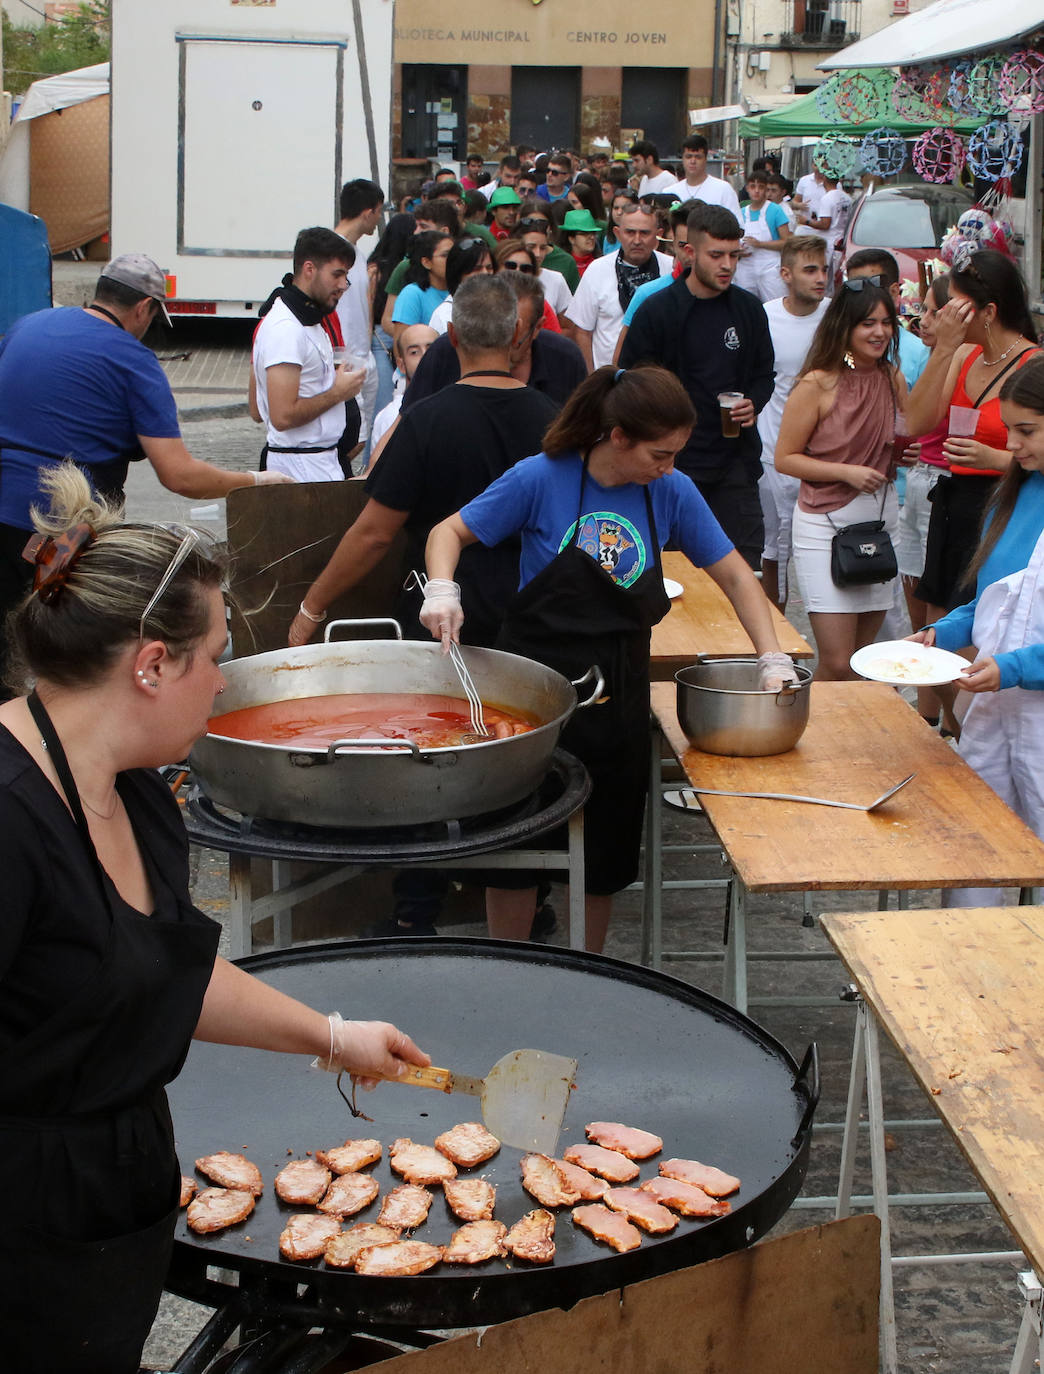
[850,640,970,687]
[663,578,684,600]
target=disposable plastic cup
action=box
[948,405,979,437]
[718,392,744,438]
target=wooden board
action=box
[650,551,812,680]
[651,678,1044,893]
[224,482,407,655]
[369,1217,880,1373]
[821,907,1044,1278]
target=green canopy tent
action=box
[738,72,980,139]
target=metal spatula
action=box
[689,772,916,812]
[381,1048,578,1154]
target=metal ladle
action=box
[688,772,916,812]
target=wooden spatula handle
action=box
[385,1064,454,1091]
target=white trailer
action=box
[110,0,394,318]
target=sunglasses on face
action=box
[502,260,535,274]
[844,274,884,292]
[518,217,550,232]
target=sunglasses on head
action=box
[843,274,884,293]
[502,260,535,274]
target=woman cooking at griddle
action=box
[422,365,795,952]
[0,464,429,1374]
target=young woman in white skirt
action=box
[775,280,907,679]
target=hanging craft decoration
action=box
[998,50,1044,118]
[812,132,859,180]
[891,64,948,123]
[966,121,1025,182]
[948,60,980,119]
[941,208,1016,266]
[965,55,1007,119]
[859,128,907,178]
[834,69,893,125]
[814,75,845,124]
[911,127,967,184]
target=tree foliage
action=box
[3,2,110,98]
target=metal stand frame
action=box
[218,810,587,957]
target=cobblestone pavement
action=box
[129,352,1029,1373]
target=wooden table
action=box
[645,680,1044,1010]
[820,906,1044,1374]
[649,552,812,680]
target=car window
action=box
[851,189,972,249]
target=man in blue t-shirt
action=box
[0,253,287,692]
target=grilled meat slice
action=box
[278,1213,341,1262]
[639,1176,732,1218]
[503,1208,555,1264]
[434,1122,501,1168]
[584,1122,663,1160]
[520,1153,581,1208]
[354,1240,444,1276]
[552,1158,609,1200]
[562,1143,639,1183]
[571,1203,642,1253]
[186,1186,255,1234]
[179,1175,197,1208]
[443,1177,496,1222]
[324,1223,401,1269]
[274,1159,332,1206]
[659,1158,740,1197]
[444,1220,508,1265]
[378,1183,433,1231]
[317,1172,380,1218]
[389,1137,457,1186]
[316,1139,382,1174]
[602,1187,678,1234]
[194,1151,263,1196]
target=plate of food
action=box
[663,578,684,600]
[850,640,970,687]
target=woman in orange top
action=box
[904,247,1040,614]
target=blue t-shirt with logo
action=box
[0,307,180,528]
[460,450,734,590]
[622,273,673,328]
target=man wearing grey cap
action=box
[0,252,290,693]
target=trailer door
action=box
[179,37,343,257]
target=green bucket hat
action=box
[489,187,523,207]
[562,208,602,233]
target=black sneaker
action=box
[529,902,557,942]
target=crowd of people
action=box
[2,137,1043,1370]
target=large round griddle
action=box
[167,939,815,1330]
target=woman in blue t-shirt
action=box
[420,365,794,952]
[391,231,454,341]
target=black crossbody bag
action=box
[825,485,897,587]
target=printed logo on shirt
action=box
[560,512,647,587]
[724,326,740,350]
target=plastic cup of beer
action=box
[718,392,744,438]
[331,347,349,367]
[948,404,979,437]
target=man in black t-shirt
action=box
[620,204,775,568]
[288,273,556,647]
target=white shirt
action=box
[796,173,824,216]
[637,169,677,197]
[538,266,573,317]
[664,175,742,219]
[253,296,344,480]
[757,296,830,466]
[565,250,673,369]
[428,296,454,336]
[815,187,852,251]
[370,392,403,452]
[335,241,373,356]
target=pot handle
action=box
[323,618,403,643]
[322,737,425,764]
[775,684,801,707]
[572,665,605,710]
[791,1041,820,1147]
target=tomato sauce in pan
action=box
[208,692,539,750]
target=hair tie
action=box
[614,368,626,383]
[21,523,96,604]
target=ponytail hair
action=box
[543,365,695,456]
[962,356,1044,586]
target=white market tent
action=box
[819,0,1044,68]
[819,0,1044,304]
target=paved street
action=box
[128,328,1030,1373]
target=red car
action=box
[835,180,975,294]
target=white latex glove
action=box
[314,1012,431,1088]
[758,651,799,692]
[418,577,464,652]
[255,470,296,485]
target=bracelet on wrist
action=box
[298,601,327,624]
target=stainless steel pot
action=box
[189,621,603,828]
[675,656,812,757]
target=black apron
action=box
[495,457,671,895]
[0,696,219,1374]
